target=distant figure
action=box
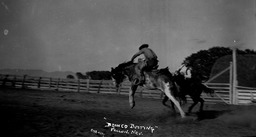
[130,44,159,83]
[176,65,192,79]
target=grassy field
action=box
[1,88,256,137]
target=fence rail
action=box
[237,86,256,104]
[0,74,255,104]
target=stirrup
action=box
[132,78,140,85]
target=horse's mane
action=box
[158,67,173,78]
[116,61,135,70]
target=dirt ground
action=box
[1,88,256,137]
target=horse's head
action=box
[111,65,126,87]
[111,61,135,87]
[111,67,125,87]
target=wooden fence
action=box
[203,83,231,104]
[237,86,256,104]
[0,74,255,104]
[0,74,163,99]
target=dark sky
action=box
[0,0,255,72]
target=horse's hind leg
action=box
[188,98,199,113]
[163,82,185,118]
[199,98,205,112]
[188,97,204,113]
[162,96,176,112]
[188,102,197,113]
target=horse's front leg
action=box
[129,84,138,109]
[163,82,185,118]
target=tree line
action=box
[67,71,112,80]
[183,47,256,82]
[67,47,256,82]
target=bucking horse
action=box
[111,61,186,118]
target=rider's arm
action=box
[131,50,143,61]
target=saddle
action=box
[133,65,170,86]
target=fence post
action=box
[229,62,233,104]
[22,75,27,89]
[2,75,9,87]
[12,76,16,88]
[87,79,90,92]
[77,79,80,92]
[232,48,238,105]
[49,78,52,89]
[56,78,60,91]
[117,83,122,94]
[139,87,143,98]
[97,80,103,93]
[37,77,41,89]
[160,91,164,99]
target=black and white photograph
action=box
[1,0,256,136]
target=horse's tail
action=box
[201,84,214,96]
